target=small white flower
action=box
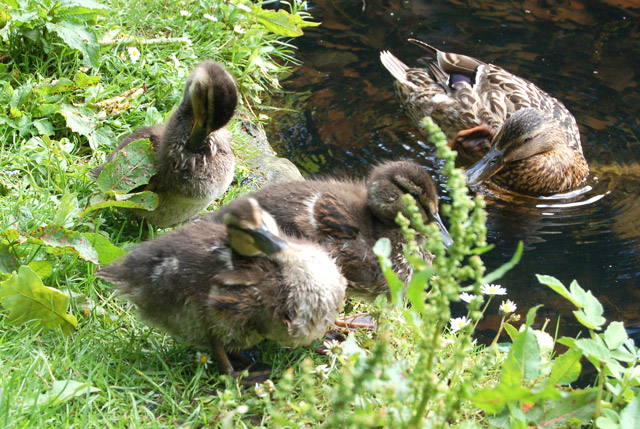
[127,47,141,63]
[271,77,280,88]
[322,339,342,357]
[79,66,88,73]
[254,383,268,398]
[119,52,127,61]
[459,292,476,303]
[233,24,246,34]
[480,283,507,295]
[499,299,517,315]
[180,10,190,17]
[449,316,471,333]
[196,351,212,368]
[236,3,252,13]
[313,364,331,379]
[203,13,218,22]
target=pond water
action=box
[264,0,640,339]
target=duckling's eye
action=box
[523,137,532,144]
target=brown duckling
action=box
[380,40,589,195]
[210,160,452,300]
[92,61,237,227]
[97,197,346,381]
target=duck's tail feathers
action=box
[380,51,416,89]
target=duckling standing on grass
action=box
[92,61,237,227]
[97,197,347,384]
[210,161,452,321]
[380,40,589,195]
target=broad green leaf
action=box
[536,274,581,308]
[74,71,100,89]
[481,241,522,285]
[56,0,108,22]
[575,338,610,361]
[24,380,100,406]
[27,224,99,264]
[96,139,157,194]
[509,326,541,382]
[0,265,77,334]
[78,191,159,217]
[619,395,640,428]
[524,388,597,428]
[252,9,320,37]
[548,348,582,386]
[43,78,75,94]
[144,106,163,126]
[504,323,519,342]
[53,191,78,226]
[595,416,620,429]
[572,289,605,330]
[0,243,19,274]
[45,21,99,67]
[471,384,533,414]
[58,105,99,143]
[406,269,432,314]
[372,237,392,259]
[28,260,53,279]
[81,232,126,265]
[0,7,10,29]
[526,304,543,327]
[604,321,628,351]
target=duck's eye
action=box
[523,137,532,144]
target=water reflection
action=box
[265,0,640,336]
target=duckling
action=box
[380,40,589,195]
[92,61,237,227]
[97,197,346,381]
[210,160,452,300]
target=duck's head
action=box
[184,61,238,149]
[465,108,567,187]
[224,198,287,257]
[367,160,453,247]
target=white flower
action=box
[322,339,342,357]
[449,316,471,333]
[236,3,252,13]
[203,13,218,22]
[127,47,141,63]
[180,10,190,17]
[499,299,517,315]
[78,66,88,73]
[313,364,331,379]
[196,351,212,368]
[271,77,280,88]
[233,24,246,34]
[119,52,127,61]
[459,292,476,303]
[480,283,507,295]
[254,383,268,398]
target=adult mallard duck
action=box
[210,160,452,301]
[380,39,589,195]
[97,197,346,383]
[92,61,237,227]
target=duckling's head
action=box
[184,61,238,148]
[367,160,453,247]
[465,108,567,186]
[223,198,287,257]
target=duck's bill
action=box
[250,227,288,255]
[464,147,505,186]
[432,212,454,248]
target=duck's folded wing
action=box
[311,191,360,239]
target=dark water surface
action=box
[264,0,640,337]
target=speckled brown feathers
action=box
[380,40,589,195]
[209,160,451,299]
[92,61,238,227]
[97,197,346,357]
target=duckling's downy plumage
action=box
[380,40,589,195]
[97,198,346,376]
[210,160,451,299]
[92,61,237,227]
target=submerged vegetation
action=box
[0,0,638,427]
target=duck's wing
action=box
[306,190,361,239]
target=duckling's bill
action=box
[464,146,505,187]
[249,227,288,255]
[432,212,453,248]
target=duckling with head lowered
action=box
[380,39,589,195]
[210,160,452,301]
[92,61,237,227]
[97,197,346,381]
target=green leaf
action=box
[575,338,610,362]
[0,266,77,334]
[471,384,534,414]
[252,8,320,37]
[504,323,519,342]
[548,348,582,386]
[573,290,605,330]
[508,326,541,382]
[0,243,19,274]
[96,139,157,194]
[536,274,581,308]
[373,238,392,259]
[481,241,522,285]
[81,232,126,265]
[74,71,100,89]
[595,416,620,429]
[58,105,99,148]
[78,191,159,217]
[27,260,53,279]
[406,269,432,314]
[33,119,55,135]
[45,21,99,67]
[27,224,99,264]
[525,388,597,428]
[53,191,78,226]
[604,321,628,351]
[25,380,100,406]
[619,395,640,428]
[526,304,543,327]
